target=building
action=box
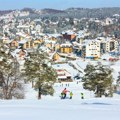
[98,37,118,53]
[62,31,76,41]
[82,40,101,59]
[51,52,61,61]
[60,43,73,54]
[56,69,72,82]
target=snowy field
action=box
[0,82,120,120]
[0,98,120,120]
[1,58,120,120]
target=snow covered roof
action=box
[19,39,28,44]
[17,25,29,28]
[44,39,56,44]
[82,39,101,46]
[62,30,76,35]
[56,69,72,79]
[60,43,72,47]
[49,51,59,60]
[16,32,27,38]
[47,34,61,38]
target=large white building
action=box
[97,37,118,53]
[82,40,101,59]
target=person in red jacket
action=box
[62,88,70,99]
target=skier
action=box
[81,93,84,99]
[60,92,64,99]
[69,91,73,99]
[62,88,70,99]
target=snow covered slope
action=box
[0,82,120,120]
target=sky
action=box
[0,0,120,10]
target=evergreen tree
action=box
[0,42,24,99]
[23,49,57,99]
[82,62,113,97]
[117,72,120,85]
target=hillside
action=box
[1,7,120,18]
[0,10,13,16]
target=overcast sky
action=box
[0,0,120,10]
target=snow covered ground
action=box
[1,58,120,120]
[0,82,120,120]
[1,98,120,120]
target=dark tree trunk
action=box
[38,87,41,99]
[32,81,34,88]
[95,86,101,97]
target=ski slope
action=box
[0,82,120,120]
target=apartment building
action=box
[82,40,101,59]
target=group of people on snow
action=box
[61,88,70,99]
[60,88,84,99]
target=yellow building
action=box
[45,40,56,51]
[33,39,44,48]
[54,44,60,51]
[60,43,73,53]
[49,36,57,41]
[19,39,31,49]
[52,52,61,61]
[18,38,44,49]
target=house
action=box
[72,41,82,56]
[48,35,58,41]
[44,39,56,51]
[76,30,88,44]
[16,32,30,41]
[2,38,19,50]
[62,31,76,41]
[32,39,43,48]
[51,52,61,61]
[54,43,60,51]
[56,69,72,82]
[50,34,62,40]
[18,39,32,49]
[60,43,73,54]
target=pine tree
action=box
[23,49,57,99]
[116,72,120,92]
[82,62,113,97]
[0,42,24,99]
[117,72,120,85]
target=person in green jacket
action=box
[60,92,64,99]
[69,91,73,99]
